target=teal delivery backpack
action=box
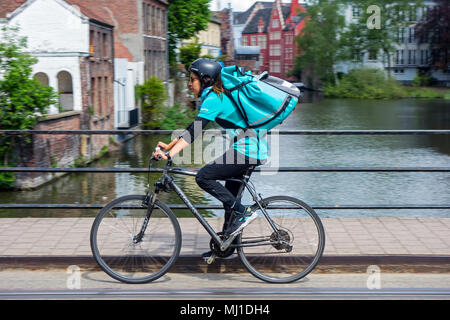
[221,66,301,131]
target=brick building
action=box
[232,0,306,80]
[240,0,306,79]
[0,0,116,188]
[66,0,169,129]
[214,6,234,65]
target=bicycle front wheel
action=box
[90,195,182,284]
[237,196,325,283]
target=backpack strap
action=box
[223,88,250,128]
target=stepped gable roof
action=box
[242,7,271,34]
[284,14,305,31]
[242,3,291,34]
[233,1,273,25]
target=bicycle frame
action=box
[144,160,283,251]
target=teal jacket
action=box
[197,88,269,160]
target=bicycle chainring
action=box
[209,233,236,258]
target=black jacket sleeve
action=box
[178,116,210,144]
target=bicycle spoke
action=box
[238,197,325,283]
[91,195,181,283]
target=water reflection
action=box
[0,97,449,218]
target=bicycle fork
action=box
[133,191,157,244]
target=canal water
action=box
[1,94,449,218]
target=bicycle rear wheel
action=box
[90,195,181,284]
[237,196,325,283]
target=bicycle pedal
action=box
[206,253,216,265]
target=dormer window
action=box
[272,19,279,28]
[258,24,264,33]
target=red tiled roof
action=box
[0,0,27,18]
[64,0,113,27]
[0,0,113,27]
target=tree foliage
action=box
[0,25,57,133]
[179,40,202,72]
[289,0,346,88]
[338,0,424,78]
[135,76,167,129]
[0,25,57,189]
[167,0,210,66]
[414,0,450,72]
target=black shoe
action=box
[226,207,258,236]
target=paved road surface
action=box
[1,269,449,300]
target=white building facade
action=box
[3,0,90,114]
[336,1,449,86]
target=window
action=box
[420,50,429,65]
[396,28,404,43]
[270,60,280,73]
[270,31,280,40]
[272,19,279,28]
[285,48,293,60]
[91,77,96,113]
[368,49,377,61]
[394,69,404,74]
[242,37,248,46]
[103,33,109,58]
[57,71,74,111]
[258,24,264,33]
[258,35,266,49]
[270,44,281,56]
[396,50,404,64]
[408,27,415,43]
[408,50,416,64]
[98,76,103,115]
[251,36,256,46]
[352,6,361,18]
[352,49,363,62]
[34,72,49,86]
[409,6,417,21]
[285,34,293,44]
[97,31,101,58]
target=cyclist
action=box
[153,58,268,256]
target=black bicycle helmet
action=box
[189,58,222,88]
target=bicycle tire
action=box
[90,195,182,284]
[237,195,325,283]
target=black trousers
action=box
[195,148,264,231]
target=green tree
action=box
[0,25,57,189]
[289,0,346,89]
[136,76,167,129]
[167,0,210,68]
[415,0,449,73]
[339,0,424,78]
[179,40,202,72]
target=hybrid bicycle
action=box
[90,151,325,284]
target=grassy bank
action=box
[403,86,450,99]
[324,68,450,100]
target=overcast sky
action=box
[209,0,312,12]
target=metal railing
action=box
[0,129,449,213]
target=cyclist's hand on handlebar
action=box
[153,147,170,161]
[157,141,169,150]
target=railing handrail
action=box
[1,129,450,135]
[2,166,450,173]
[1,129,449,214]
